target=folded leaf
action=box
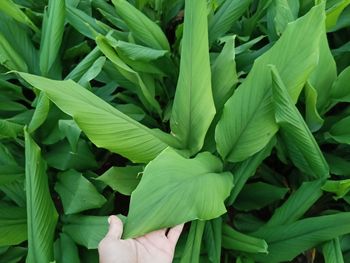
[327,116,350,144]
[124,147,233,238]
[180,220,205,263]
[171,0,216,155]
[18,72,167,163]
[271,65,329,178]
[215,4,324,162]
[25,128,58,263]
[322,238,344,263]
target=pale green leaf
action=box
[124,147,233,238]
[170,0,216,155]
[28,92,50,133]
[18,72,168,163]
[326,0,350,30]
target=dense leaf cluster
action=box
[1,0,350,262]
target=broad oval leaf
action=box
[124,147,233,238]
[18,72,168,163]
[170,0,216,155]
[215,4,325,162]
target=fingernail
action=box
[108,216,112,224]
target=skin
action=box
[98,215,184,263]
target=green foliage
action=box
[1,0,350,262]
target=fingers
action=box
[167,224,184,245]
[106,215,123,239]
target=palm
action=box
[99,216,183,263]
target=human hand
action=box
[98,216,184,263]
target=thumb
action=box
[106,215,123,239]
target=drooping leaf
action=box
[124,147,233,238]
[28,92,50,133]
[18,72,168,163]
[96,166,142,195]
[271,65,329,178]
[330,65,350,103]
[327,116,350,144]
[326,0,350,30]
[215,4,324,162]
[25,128,58,263]
[170,0,216,155]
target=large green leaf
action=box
[124,147,233,238]
[25,128,58,263]
[170,0,215,155]
[215,4,324,162]
[252,212,350,262]
[0,203,27,246]
[111,0,170,51]
[55,170,107,214]
[18,72,167,163]
[271,66,329,178]
[62,215,109,249]
[39,0,65,76]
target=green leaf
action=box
[330,65,350,103]
[234,182,288,211]
[215,4,324,162]
[170,0,216,155]
[0,119,23,139]
[271,65,329,178]
[55,170,107,214]
[0,33,28,72]
[58,120,81,152]
[96,35,162,114]
[325,153,350,176]
[124,147,233,238]
[204,217,222,263]
[211,36,238,110]
[304,82,324,132]
[326,0,350,30]
[208,0,253,45]
[63,215,109,249]
[0,165,24,186]
[222,224,268,254]
[54,233,80,263]
[39,0,65,76]
[111,0,170,50]
[322,179,350,199]
[180,220,205,263]
[322,238,344,263]
[0,0,39,32]
[18,72,168,163]
[96,166,142,195]
[25,128,58,263]
[327,116,350,144]
[266,179,323,226]
[0,203,27,246]
[28,92,50,133]
[252,212,350,262]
